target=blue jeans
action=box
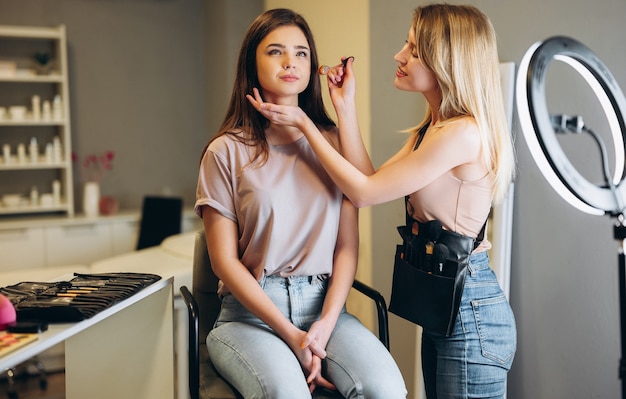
[207,274,407,399]
[421,252,516,399]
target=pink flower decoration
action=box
[72,150,115,182]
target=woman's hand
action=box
[285,328,336,393]
[300,317,334,359]
[325,56,356,113]
[246,88,308,129]
[307,355,336,393]
[299,317,338,393]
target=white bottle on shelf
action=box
[29,137,38,164]
[17,143,26,164]
[2,144,10,164]
[45,143,54,163]
[31,95,41,121]
[0,25,74,216]
[53,136,62,163]
[42,100,51,121]
[52,95,62,120]
[30,186,39,206]
[52,180,61,204]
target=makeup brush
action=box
[318,56,354,75]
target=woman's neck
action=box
[265,124,304,145]
[423,90,442,125]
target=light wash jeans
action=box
[421,251,516,399]
[207,274,407,399]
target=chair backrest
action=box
[184,230,242,399]
[192,230,221,343]
[136,196,183,250]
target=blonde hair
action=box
[411,4,515,203]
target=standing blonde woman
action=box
[249,4,516,398]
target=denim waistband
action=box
[468,251,491,274]
[260,274,329,287]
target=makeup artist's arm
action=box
[247,91,480,208]
[329,58,416,172]
[325,57,375,176]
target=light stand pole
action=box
[617,215,626,398]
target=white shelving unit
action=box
[0,24,74,216]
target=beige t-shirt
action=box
[195,133,342,286]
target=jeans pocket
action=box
[312,274,329,295]
[471,295,516,368]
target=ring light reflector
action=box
[516,36,626,215]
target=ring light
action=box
[516,36,626,216]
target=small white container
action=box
[40,193,54,207]
[9,106,27,121]
[0,61,17,77]
[2,194,22,208]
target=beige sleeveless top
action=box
[406,170,493,252]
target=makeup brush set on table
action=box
[0,272,162,324]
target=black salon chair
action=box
[135,196,183,250]
[180,231,390,399]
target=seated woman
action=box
[194,8,407,399]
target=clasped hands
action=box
[291,319,335,393]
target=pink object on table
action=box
[0,293,16,330]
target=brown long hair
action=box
[204,8,335,165]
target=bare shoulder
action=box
[434,116,480,151]
[436,116,478,137]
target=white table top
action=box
[0,276,173,371]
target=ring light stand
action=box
[516,36,626,396]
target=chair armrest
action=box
[351,279,390,350]
[180,285,200,399]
